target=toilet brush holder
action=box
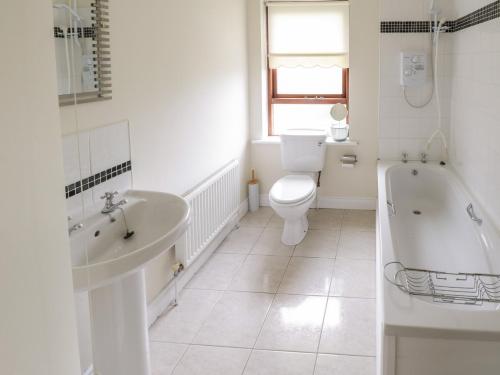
[248,169,260,212]
[249,183,259,212]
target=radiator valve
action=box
[172,262,184,277]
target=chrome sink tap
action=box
[101,191,127,214]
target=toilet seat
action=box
[269,175,316,205]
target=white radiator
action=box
[175,160,240,268]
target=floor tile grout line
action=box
[250,219,294,257]
[222,224,271,294]
[181,287,377,300]
[152,341,377,359]
[239,210,274,229]
[168,262,258,374]
[312,225,342,374]
[240,247,296,375]
[187,222,256,290]
[203,223,267,292]
[180,215,288,375]
[169,286,227,373]
[218,250,339,260]
[212,254,375,261]
[166,343,190,375]
[188,248,254,356]
[225,217,294,299]
[271,209,340,372]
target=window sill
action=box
[252,136,358,146]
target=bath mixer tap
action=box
[387,201,396,216]
[466,203,482,225]
[101,191,127,214]
[402,153,408,163]
[420,153,427,164]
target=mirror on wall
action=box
[53,0,111,106]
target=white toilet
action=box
[269,129,327,245]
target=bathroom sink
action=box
[70,190,190,292]
[69,190,190,375]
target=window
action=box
[269,66,349,135]
[266,2,350,136]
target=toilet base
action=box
[282,215,309,246]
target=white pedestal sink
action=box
[70,190,190,375]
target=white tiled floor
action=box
[150,208,377,375]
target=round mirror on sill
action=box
[330,103,348,121]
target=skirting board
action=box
[147,198,249,327]
[260,194,377,210]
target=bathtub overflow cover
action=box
[413,210,422,215]
[411,169,418,176]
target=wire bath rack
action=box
[384,262,500,305]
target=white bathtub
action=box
[377,161,500,375]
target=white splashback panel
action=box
[62,130,91,185]
[62,120,132,219]
[90,121,131,173]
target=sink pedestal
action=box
[90,270,151,375]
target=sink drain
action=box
[413,210,422,215]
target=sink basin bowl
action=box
[70,190,190,292]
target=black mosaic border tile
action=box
[381,0,500,34]
[54,26,96,39]
[454,0,500,32]
[65,160,132,199]
[380,21,454,33]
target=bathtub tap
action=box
[466,203,483,225]
[387,201,396,216]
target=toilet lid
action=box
[270,175,316,205]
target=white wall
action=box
[249,0,380,206]
[59,0,251,303]
[378,0,453,161]
[0,1,81,374]
[247,0,269,140]
[447,1,500,229]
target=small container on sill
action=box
[331,123,350,142]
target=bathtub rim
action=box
[377,160,500,341]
